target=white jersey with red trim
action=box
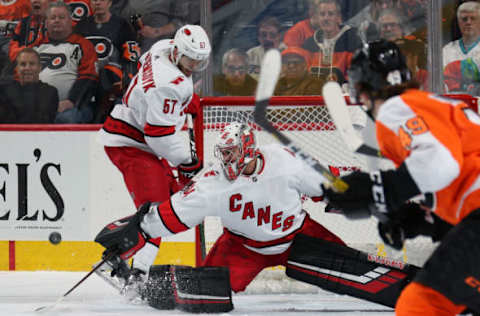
[97,39,194,166]
[140,143,326,255]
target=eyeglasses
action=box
[259,31,278,39]
[317,10,338,17]
[225,65,247,73]
[380,22,401,30]
[459,15,478,23]
[282,59,305,66]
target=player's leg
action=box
[103,147,180,289]
[202,230,271,292]
[397,209,480,314]
[396,282,465,316]
[296,213,346,245]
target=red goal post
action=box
[194,94,479,268]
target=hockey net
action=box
[194,95,477,293]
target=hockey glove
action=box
[184,93,201,117]
[323,163,421,221]
[95,202,152,260]
[178,156,203,181]
[378,201,453,250]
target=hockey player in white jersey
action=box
[96,122,346,294]
[96,24,210,289]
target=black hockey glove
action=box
[178,156,203,181]
[95,201,153,260]
[378,201,453,250]
[323,163,421,221]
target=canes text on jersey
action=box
[229,194,294,231]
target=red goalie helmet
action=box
[214,123,258,181]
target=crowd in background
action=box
[0,0,478,123]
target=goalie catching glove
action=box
[95,202,153,260]
[322,163,421,221]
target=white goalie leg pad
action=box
[132,242,159,274]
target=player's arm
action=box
[95,175,216,260]
[323,105,462,220]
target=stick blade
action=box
[322,82,364,151]
[255,49,281,102]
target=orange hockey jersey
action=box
[376,90,480,225]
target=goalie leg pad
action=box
[286,234,419,308]
[144,265,233,313]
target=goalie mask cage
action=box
[193,94,477,293]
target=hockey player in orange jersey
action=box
[323,40,480,315]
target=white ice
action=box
[0,271,395,316]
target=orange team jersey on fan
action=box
[0,0,30,21]
[283,19,315,48]
[376,89,480,225]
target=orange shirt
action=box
[283,19,314,48]
[376,89,480,225]
[0,0,30,21]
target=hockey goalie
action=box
[95,122,421,313]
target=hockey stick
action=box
[322,81,384,158]
[253,49,348,192]
[186,114,206,261]
[34,253,114,312]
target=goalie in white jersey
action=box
[96,122,345,294]
[96,25,210,281]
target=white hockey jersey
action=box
[140,143,326,255]
[98,39,193,166]
[443,38,480,67]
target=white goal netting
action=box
[197,97,438,293]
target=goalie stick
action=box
[322,81,384,158]
[186,114,206,261]
[253,49,348,192]
[35,253,114,312]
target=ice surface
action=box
[0,271,394,316]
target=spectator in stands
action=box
[0,0,31,57]
[302,0,362,84]
[356,0,401,43]
[443,1,480,93]
[213,48,257,96]
[74,0,139,122]
[274,47,325,96]
[64,0,92,25]
[283,0,323,48]
[8,0,49,62]
[129,1,194,52]
[37,1,98,123]
[0,48,58,123]
[247,16,286,80]
[377,8,427,88]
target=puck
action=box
[49,232,62,245]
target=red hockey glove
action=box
[178,156,203,182]
[184,93,201,117]
[95,202,153,260]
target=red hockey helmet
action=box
[214,123,258,181]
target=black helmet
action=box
[348,39,411,102]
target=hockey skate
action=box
[93,255,147,303]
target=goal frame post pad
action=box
[286,234,419,308]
